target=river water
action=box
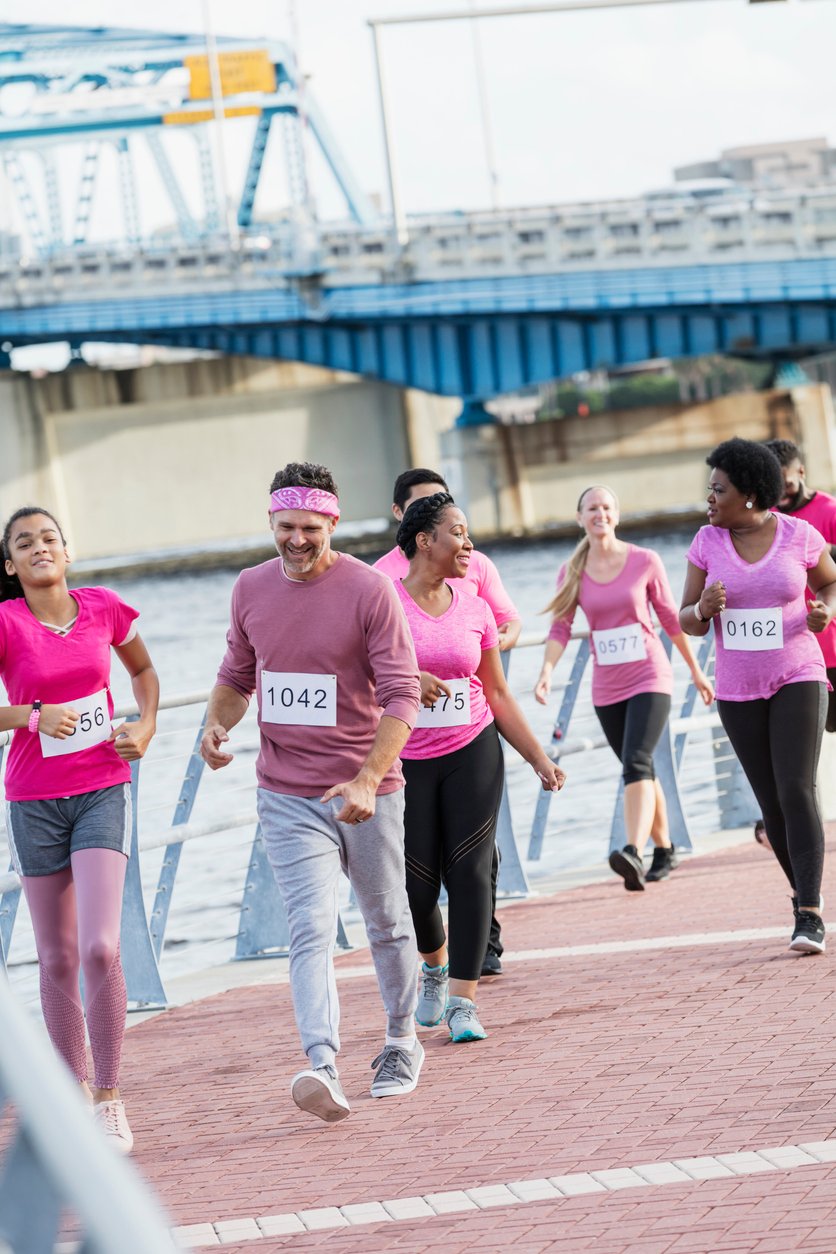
[2,522,725,1002]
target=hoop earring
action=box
[745,500,753,510]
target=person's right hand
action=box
[38,704,80,739]
[200,723,234,770]
[699,580,726,619]
[534,672,552,705]
[420,671,453,708]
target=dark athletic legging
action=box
[718,681,827,906]
[402,723,504,982]
[594,692,671,785]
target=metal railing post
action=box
[528,637,591,860]
[495,648,529,896]
[120,747,168,1008]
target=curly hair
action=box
[396,491,455,559]
[269,462,338,497]
[1,506,66,602]
[392,468,448,511]
[706,438,782,510]
[763,438,802,468]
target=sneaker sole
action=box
[789,936,826,954]
[291,1074,351,1123]
[449,1028,488,1043]
[608,850,645,892]
[415,1004,447,1027]
[644,870,670,883]
[370,1047,425,1099]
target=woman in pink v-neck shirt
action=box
[680,438,836,956]
[535,486,713,893]
[0,506,159,1153]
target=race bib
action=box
[592,624,647,666]
[40,689,111,758]
[721,609,783,651]
[416,678,471,728]
[261,671,337,726]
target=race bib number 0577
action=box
[260,671,337,726]
[592,623,647,666]
[40,689,111,758]
[416,678,471,728]
[721,609,783,651]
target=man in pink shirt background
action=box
[375,467,522,977]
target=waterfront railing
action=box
[0,632,757,1008]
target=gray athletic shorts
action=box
[5,783,132,878]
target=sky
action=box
[9,0,836,229]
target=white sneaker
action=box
[291,1066,351,1123]
[93,1099,134,1154]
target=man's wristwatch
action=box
[693,601,707,623]
[28,700,42,733]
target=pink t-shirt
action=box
[0,587,138,802]
[394,579,498,760]
[216,553,420,796]
[374,546,519,627]
[786,492,836,668]
[686,513,826,701]
[548,545,680,706]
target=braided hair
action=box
[396,491,455,559]
[1,506,66,602]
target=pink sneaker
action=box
[94,1099,134,1154]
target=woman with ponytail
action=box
[395,493,565,1043]
[535,486,713,891]
[0,507,159,1151]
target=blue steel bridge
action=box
[3,22,836,422]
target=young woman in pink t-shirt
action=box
[680,438,836,954]
[395,493,565,1044]
[0,507,159,1150]
[535,486,713,892]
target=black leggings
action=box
[402,723,504,982]
[594,692,671,785]
[718,681,827,905]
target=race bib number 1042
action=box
[260,671,337,726]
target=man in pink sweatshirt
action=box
[201,462,423,1124]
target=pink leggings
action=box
[22,848,127,1088]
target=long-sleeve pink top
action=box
[216,554,421,796]
[547,545,681,706]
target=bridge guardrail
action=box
[0,631,757,1007]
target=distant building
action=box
[675,138,836,190]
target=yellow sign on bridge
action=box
[185,48,276,100]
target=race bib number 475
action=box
[721,609,783,651]
[260,671,337,726]
[416,678,471,728]
[40,689,111,758]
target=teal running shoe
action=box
[445,996,487,1043]
[415,962,449,1027]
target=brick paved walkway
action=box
[122,833,836,1253]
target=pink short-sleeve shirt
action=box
[785,492,836,668]
[394,580,498,759]
[375,545,519,627]
[0,587,139,801]
[686,513,826,701]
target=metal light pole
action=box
[468,0,501,211]
[201,0,239,248]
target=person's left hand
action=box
[693,670,715,706]
[807,600,832,634]
[497,620,522,653]
[110,719,156,761]
[321,776,377,825]
[534,758,566,792]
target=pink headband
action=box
[270,486,340,519]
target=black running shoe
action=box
[789,911,826,954]
[645,844,677,883]
[608,846,645,892]
[480,950,502,976]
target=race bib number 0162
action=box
[721,608,783,651]
[40,689,111,758]
[416,678,471,728]
[592,623,647,667]
[260,671,337,727]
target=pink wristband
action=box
[28,701,41,733]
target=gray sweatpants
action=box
[256,787,418,1070]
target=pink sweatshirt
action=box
[216,553,421,796]
[0,587,138,802]
[374,546,519,627]
[784,492,836,667]
[548,545,681,706]
[686,513,826,701]
[394,580,498,759]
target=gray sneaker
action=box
[370,1040,425,1098]
[290,1065,351,1123]
[415,962,449,1026]
[445,996,488,1043]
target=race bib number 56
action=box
[721,609,783,651]
[261,671,337,726]
[40,689,110,758]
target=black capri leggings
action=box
[402,723,504,982]
[594,692,671,785]
[718,681,827,906]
